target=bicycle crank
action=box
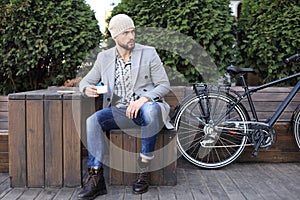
[252,127,276,149]
[251,127,276,157]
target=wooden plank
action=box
[34,188,59,200]
[150,133,164,185]
[252,111,293,119]
[0,142,8,153]
[224,165,262,199]
[0,176,11,198]
[0,164,9,173]
[0,112,8,122]
[63,99,81,187]
[236,164,282,200]
[123,131,137,185]
[234,86,300,102]
[242,101,299,112]
[1,188,25,199]
[109,130,124,185]
[251,92,299,101]
[44,100,63,187]
[0,122,8,131]
[0,102,8,112]
[234,86,297,93]
[163,130,177,186]
[79,97,97,159]
[26,100,44,187]
[52,187,77,200]
[18,188,43,200]
[201,170,228,200]
[0,134,8,141]
[0,96,8,101]
[8,100,27,187]
[213,170,246,199]
[106,186,125,199]
[0,152,8,162]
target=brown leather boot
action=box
[132,159,150,194]
[78,167,107,200]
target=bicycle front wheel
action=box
[294,109,300,149]
[175,91,249,169]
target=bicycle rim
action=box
[294,111,300,149]
[175,92,249,169]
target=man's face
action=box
[114,28,135,51]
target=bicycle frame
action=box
[237,72,300,127]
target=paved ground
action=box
[0,157,300,200]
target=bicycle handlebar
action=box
[284,53,300,64]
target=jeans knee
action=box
[141,102,161,119]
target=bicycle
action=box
[174,53,300,169]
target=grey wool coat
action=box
[79,43,173,129]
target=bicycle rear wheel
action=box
[294,109,300,149]
[174,91,249,169]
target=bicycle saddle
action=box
[226,65,255,75]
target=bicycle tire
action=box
[174,91,250,169]
[294,109,300,149]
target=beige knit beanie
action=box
[108,14,135,38]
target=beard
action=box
[117,40,135,51]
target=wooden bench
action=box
[6,85,299,188]
[0,96,9,173]
[8,88,95,187]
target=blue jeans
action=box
[86,102,163,168]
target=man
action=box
[78,14,172,199]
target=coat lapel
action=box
[102,47,116,93]
[131,45,142,88]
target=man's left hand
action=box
[126,96,149,119]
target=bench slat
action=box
[9,99,27,187]
[26,100,44,187]
[63,99,82,187]
[44,99,63,187]
[0,102,8,112]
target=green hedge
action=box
[0,0,101,95]
[237,0,300,85]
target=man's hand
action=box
[126,96,149,119]
[84,85,99,98]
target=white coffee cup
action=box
[96,85,108,94]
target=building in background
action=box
[230,1,242,19]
